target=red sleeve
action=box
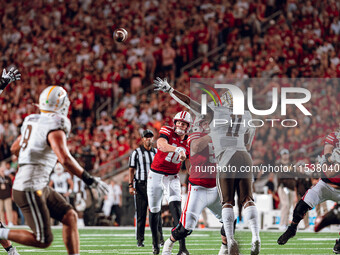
[159,126,172,139]
[325,132,336,146]
[187,132,201,147]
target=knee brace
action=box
[293,200,311,224]
[171,223,192,241]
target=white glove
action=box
[0,67,21,94]
[330,148,340,164]
[91,177,110,197]
[153,77,174,93]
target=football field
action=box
[8,227,339,255]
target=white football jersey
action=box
[73,175,87,199]
[209,106,252,157]
[50,172,72,194]
[13,113,71,191]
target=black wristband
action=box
[128,182,133,187]
[81,171,95,186]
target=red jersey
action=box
[151,126,189,175]
[322,131,340,185]
[187,132,217,188]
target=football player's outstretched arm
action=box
[157,137,186,161]
[153,77,214,121]
[10,135,22,157]
[48,130,109,196]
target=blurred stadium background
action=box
[0,0,340,254]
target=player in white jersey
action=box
[49,163,74,201]
[0,66,21,255]
[5,86,109,255]
[154,78,260,255]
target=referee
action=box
[128,129,164,247]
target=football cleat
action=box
[218,243,228,255]
[277,226,296,245]
[334,239,340,254]
[7,247,20,255]
[177,248,189,255]
[315,204,340,232]
[251,240,261,255]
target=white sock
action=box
[222,207,235,244]
[0,228,9,239]
[243,205,260,243]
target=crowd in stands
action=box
[0,0,339,224]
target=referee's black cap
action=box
[142,129,154,138]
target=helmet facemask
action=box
[221,90,233,108]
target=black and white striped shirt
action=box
[129,146,157,181]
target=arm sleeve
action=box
[159,133,169,141]
[129,150,137,168]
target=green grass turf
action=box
[7,227,339,255]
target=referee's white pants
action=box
[147,170,181,213]
[180,184,222,230]
[303,179,340,208]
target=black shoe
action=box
[177,248,189,255]
[277,225,297,245]
[0,222,6,228]
[153,244,160,255]
[333,239,340,254]
[137,240,144,247]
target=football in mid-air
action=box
[113,28,128,43]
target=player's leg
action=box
[235,151,260,255]
[60,209,79,254]
[135,182,148,246]
[206,187,228,255]
[163,184,201,255]
[45,186,79,255]
[0,222,20,255]
[315,203,340,232]
[239,181,260,255]
[147,171,164,254]
[2,189,54,248]
[167,174,188,255]
[158,212,164,246]
[217,170,238,255]
[278,180,329,245]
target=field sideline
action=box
[6,226,339,255]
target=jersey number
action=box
[165,143,181,164]
[21,125,33,150]
[226,115,242,137]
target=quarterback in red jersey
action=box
[162,116,228,255]
[147,111,191,255]
[278,127,340,254]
